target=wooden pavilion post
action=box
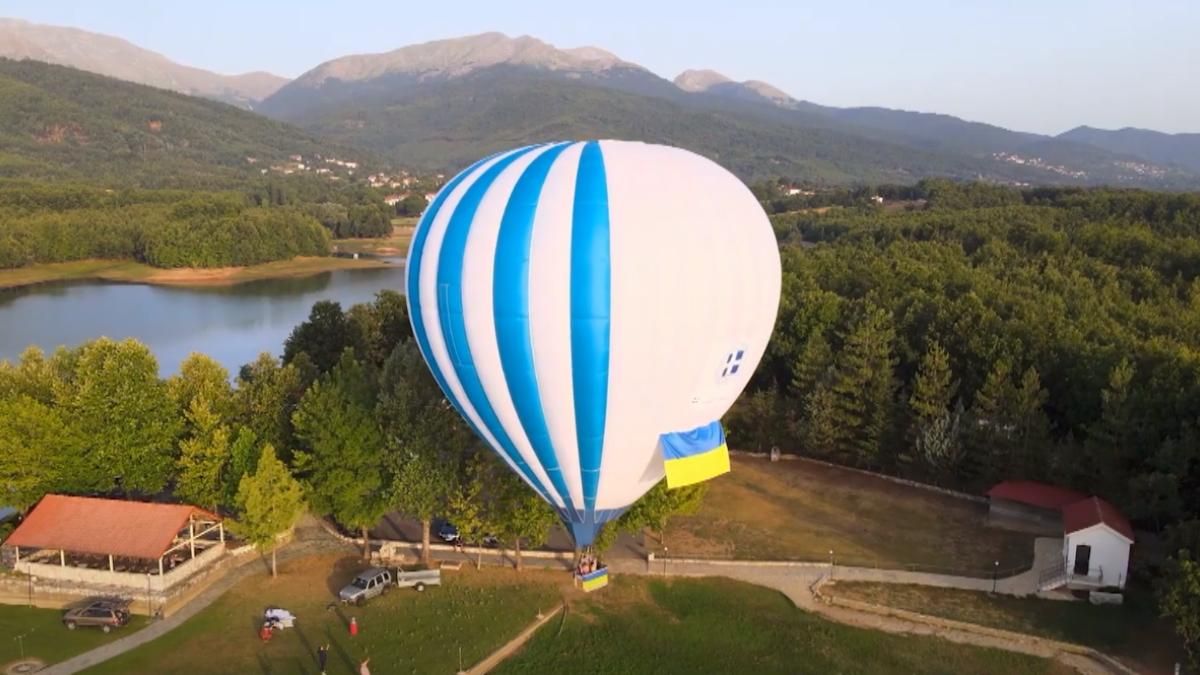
[189,518,196,559]
[158,557,164,576]
[108,554,114,572]
[219,522,224,543]
[59,550,65,567]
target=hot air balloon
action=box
[405,140,781,547]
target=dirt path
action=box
[464,606,563,674]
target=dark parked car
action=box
[63,600,131,633]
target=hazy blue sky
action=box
[6,0,1197,134]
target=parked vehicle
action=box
[436,522,459,543]
[394,568,441,592]
[63,600,131,633]
[338,567,393,606]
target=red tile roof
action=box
[1062,496,1135,542]
[986,481,1088,510]
[3,495,219,560]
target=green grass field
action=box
[332,221,415,257]
[828,581,1182,674]
[82,554,561,675]
[0,604,146,668]
[495,576,1071,675]
[666,457,1034,575]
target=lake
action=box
[0,259,406,375]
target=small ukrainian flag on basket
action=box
[579,568,609,593]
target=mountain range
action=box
[2,21,1198,188]
[0,18,287,108]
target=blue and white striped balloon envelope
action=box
[406,140,781,546]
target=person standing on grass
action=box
[359,657,371,675]
[317,643,329,674]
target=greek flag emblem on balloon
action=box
[405,140,781,546]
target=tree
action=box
[283,301,354,373]
[232,444,305,577]
[910,340,960,480]
[58,338,181,494]
[292,350,389,559]
[829,306,898,468]
[790,331,833,400]
[0,394,70,510]
[1159,551,1200,670]
[1084,359,1136,496]
[802,384,839,457]
[233,354,305,455]
[1013,367,1050,478]
[970,358,1017,481]
[377,341,469,566]
[909,340,956,423]
[222,426,261,509]
[620,480,708,548]
[493,472,558,571]
[388,451,455,567]
[727,385,785,453]
[396,193,428,217]
[168,353,232,423]
[446,460,489,569]
[175,398,231,510]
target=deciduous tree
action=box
[232,444,305,577]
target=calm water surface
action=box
[0,260,406,374]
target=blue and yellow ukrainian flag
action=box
[661,421,730,489]
[579,568,609,592]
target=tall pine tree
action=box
[829,305,898,469]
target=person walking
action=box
[317,643,329,674]
[359,657,371,675]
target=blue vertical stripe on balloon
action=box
[435,144,557,504]
[406,151,497,427]
[493,141,576,513]
[570,141,611,511]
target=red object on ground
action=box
[1061,496,1135,541]
[259,624,272,642]
[985,481,1087,510]
[349,617,358,637]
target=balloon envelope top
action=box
[405,140,781,545]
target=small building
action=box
[986,480,1086,533]
[1061,496,1134,589]
[3,495,224,592]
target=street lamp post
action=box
[662,547,668,576]
[27,575,37,607]
[146,573,153,618]
[992,560,999,594]
[829,550,834,578]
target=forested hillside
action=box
[0,59,360,187]
[0,183,330,268]
[730,183,1200,551]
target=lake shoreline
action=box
[0,256,393,291]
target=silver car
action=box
[338,567,393,606]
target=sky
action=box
[4,0,1198,135]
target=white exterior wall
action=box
[1063,525,1130,588]
[13,542,226,591]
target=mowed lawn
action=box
[667,456,1035,574]
[828,581,1183,674]
[0,603,144,667]
[495,576,1071,675]
[83,554,563,675]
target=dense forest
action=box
[728,181,1200,552]
[0,178,403,269]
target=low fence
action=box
[13,543,226,592]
